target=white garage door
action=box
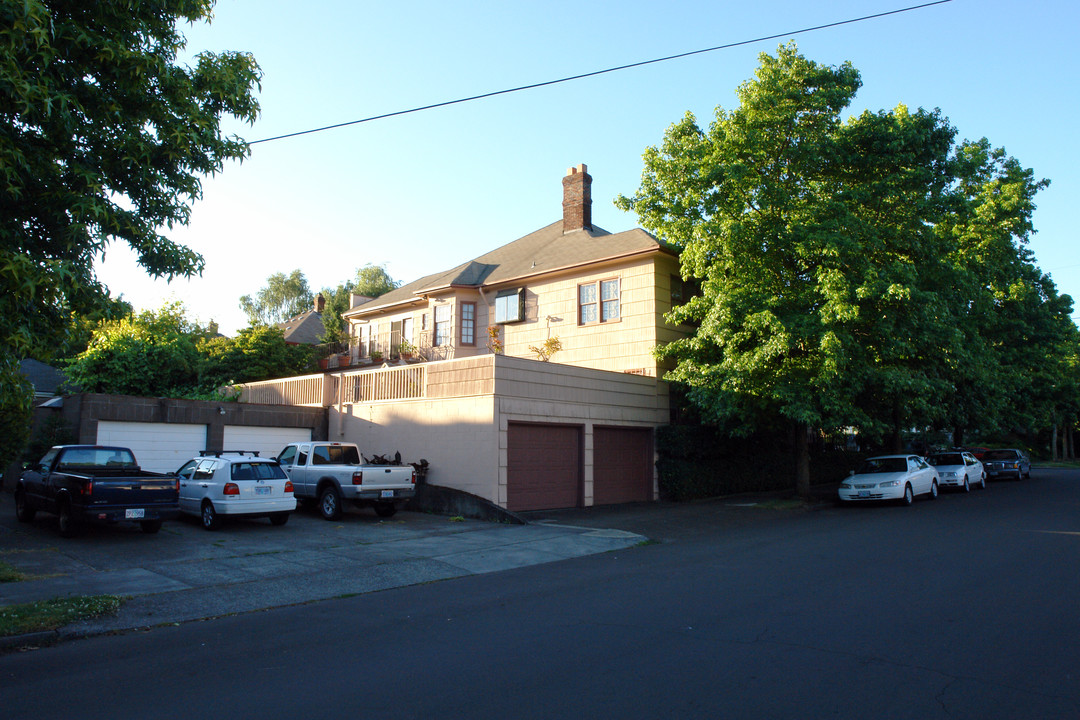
[96,421,207,474]
[223,426,312,460]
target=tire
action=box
[269,512,290,526]
[980,473,987,490]
[900,484,914,506]
[962,476,971,493]
[1024,468,1031,479]
[201,500,223,531]
[929,480,939,500]
[140,520,163,534]
[373,502,397,518]
[57,499,82,538]
[319,485,342,520]
[14,489,36,522]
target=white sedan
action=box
[926,451,985,492]
[838,455,939,506]
[177,452,296,530]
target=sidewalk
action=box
[0,491,645,647]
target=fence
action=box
[239,374,329,407]
[340,364,426,404]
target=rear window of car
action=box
[927,454,964,466]
[230,462,287,480]
[983,450,1018,461]
[311,445,360,465]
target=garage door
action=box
[507,423,581,511]
[223,425,312,460]
[593,427,653,505]
[96,421,207,474]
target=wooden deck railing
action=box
[239,373,329,407]
[340,364,426,404]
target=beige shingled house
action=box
[249,165,689,511]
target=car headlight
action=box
[839,483,851,490]
[878,480,901,487]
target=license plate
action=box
[255,486,271,496]
[857,491,870,498]
[125,508,145,519]
[380,490,395,499]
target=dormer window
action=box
[495,288,525,324]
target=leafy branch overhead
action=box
[0,1,262,463]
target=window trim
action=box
[494,288,525,324]
[578,276,621,326]
[460,301,476,346]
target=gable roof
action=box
[346,221,672,318]
[19,359,71,397]
[276,309,324,345]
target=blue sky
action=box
[95,0,1080,335]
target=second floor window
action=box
[434,304,451,346]
[579,278,620,324]
[460,302,476,346]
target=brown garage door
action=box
[507,423,581,511]
[593,427,653,505]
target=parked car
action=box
[981,448,1031,481]
[176,451,296,530]
[926,451,986,492]
[838,454,939,506]
[15,445,179,537]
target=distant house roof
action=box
[277,294,327,345]
[19,359,71,398]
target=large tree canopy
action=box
[617,43,1068,494]
[0,0,261,462]
[320,264,399,343]
[240,270,313,326]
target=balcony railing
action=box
[340,364,426,404]
[239,373,329,407]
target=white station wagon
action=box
[176,452,296,530]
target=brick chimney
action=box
[562,163,592,233]
[314,293,325,313]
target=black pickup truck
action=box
[14,445,180,536]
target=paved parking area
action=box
[0,492,645,640]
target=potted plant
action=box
[370,350,383,363]
[398,340,416,360]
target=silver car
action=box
[177,452,296,530]
[926,451,986,492]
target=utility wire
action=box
[248,0,952,145]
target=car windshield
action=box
[856,457,907,474]
[983,450,1018,461]
[927,454,964,466]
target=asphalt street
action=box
[1,469,1078,719]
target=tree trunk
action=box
[1069,425,1075,460]
[952,427,964,448]
[1052,423,1058,462]
[889,404,903,453]
[795,422,811,499]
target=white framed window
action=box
[579,278,620,325]
[434,304,451,346]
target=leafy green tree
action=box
[616,43,1051,494]
[240,270,313,326]
[199,326,313,387]
[0,0,261,462]
[64,302,209,396]
[320,264,399,343]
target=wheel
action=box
[57,500,82,537]
[201,500,223,530]
[979,473,986,489]
[900,484,914,506]
[319,485,342,520]
[373,502,397,518]
[140,520,162,534]
[269,512,290,526]
[962,476,970,493]
[1024,467,1031,479]
[14,489,36,522]
[929,480,939,500]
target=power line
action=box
[248,0,953,146]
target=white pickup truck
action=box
[276,442,416,520]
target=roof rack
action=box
[199,450,262,457]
